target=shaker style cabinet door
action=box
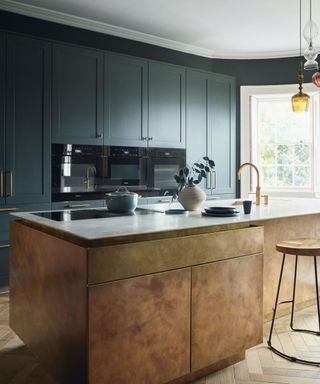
[104,53,148,146]
[0,33,5,206]
[52,44,103,145]
[148,62,185,148]
[186,70,209,191]
[186,69,236,198]
[208,74,236,195]
[5,35,51,204]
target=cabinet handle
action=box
[0,244,10,249]
[148,137,153,141]
[65,204,90,208]
[0,171,3,198]
[0,207,19,212]
[206,171,217,189]
[141,137,147,141]
[96,133,103,138]
[8,170,13,197]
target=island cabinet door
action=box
[191,253,263,372]
[88,268,191,384]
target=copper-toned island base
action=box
[10,220,264,384]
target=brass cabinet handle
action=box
[0,171,3,198]
[66,204,90,208]
[0,244,10,249]
[0,207,19,212]
[9,170,13,197]
[206,171,217,190]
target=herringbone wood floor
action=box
[1,291,320,384]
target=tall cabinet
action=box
[104,53,148,146]
[52,44,104,145]
[186,69,236,198]
[0,34,51,285]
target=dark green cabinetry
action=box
[0,203,51,285]
[104,53,148,146]
[186,69,235,197]
[0,34,52,285]
[0,33,5,206]
[6,35,51,204]
[209,74,236,196]
[148,62,185,148]
[52,44,103,144]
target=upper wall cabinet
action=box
[186,69,236,197]
[5,34,51,204]
[104,53,148,146]
[0,33,5,206]
[209,74,236,196]
[52,44,103,145]
[148,62,185,148]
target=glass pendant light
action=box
[292,0,310,112]
[312,68,320,87]
[303,0,318,70]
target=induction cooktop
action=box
[32,208,158,222]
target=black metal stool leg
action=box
[268,253,286,346]
[314,256,320,335]
[290,255,298,330]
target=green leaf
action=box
[203,156,209,161]
[208,160,215,167]
[194,180,200,184]
[199,163,205,169]
[204,166,210,172]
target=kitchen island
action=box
[9,198,320,384]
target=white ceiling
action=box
[1,0,320,59]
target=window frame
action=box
[240,83,320,198]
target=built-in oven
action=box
[147,148,186,195]
[52,144,104,198]
[51,144,148,201]
[102,146,147,188]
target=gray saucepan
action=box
[104,186,139,213]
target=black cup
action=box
[243,200,252,214]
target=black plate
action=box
[202,210,240,217]
[205,206,237,214]
[165,209,189,215]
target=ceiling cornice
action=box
[0,0,302,60]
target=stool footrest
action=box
[290,326,320,336]
[267,341,320,367]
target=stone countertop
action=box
[11,198,320,247]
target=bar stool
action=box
[268,238,320,366]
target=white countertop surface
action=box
[11,198,320,243]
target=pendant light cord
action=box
[300,0,302,57]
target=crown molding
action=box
[0,0,216,58]
[0,0,303,60]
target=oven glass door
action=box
[107,157,147,187]
[148,154,185,193]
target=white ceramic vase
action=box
[178,184,206,211]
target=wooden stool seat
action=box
[268,238,320,367]
[276,238,320,256]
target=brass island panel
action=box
[88,225,264,284]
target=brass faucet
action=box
[85,165,96,189]
[237,162,261,205]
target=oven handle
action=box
[65,204,91,208]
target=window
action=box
[241,84,320,198]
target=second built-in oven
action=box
[147,148,186,195]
